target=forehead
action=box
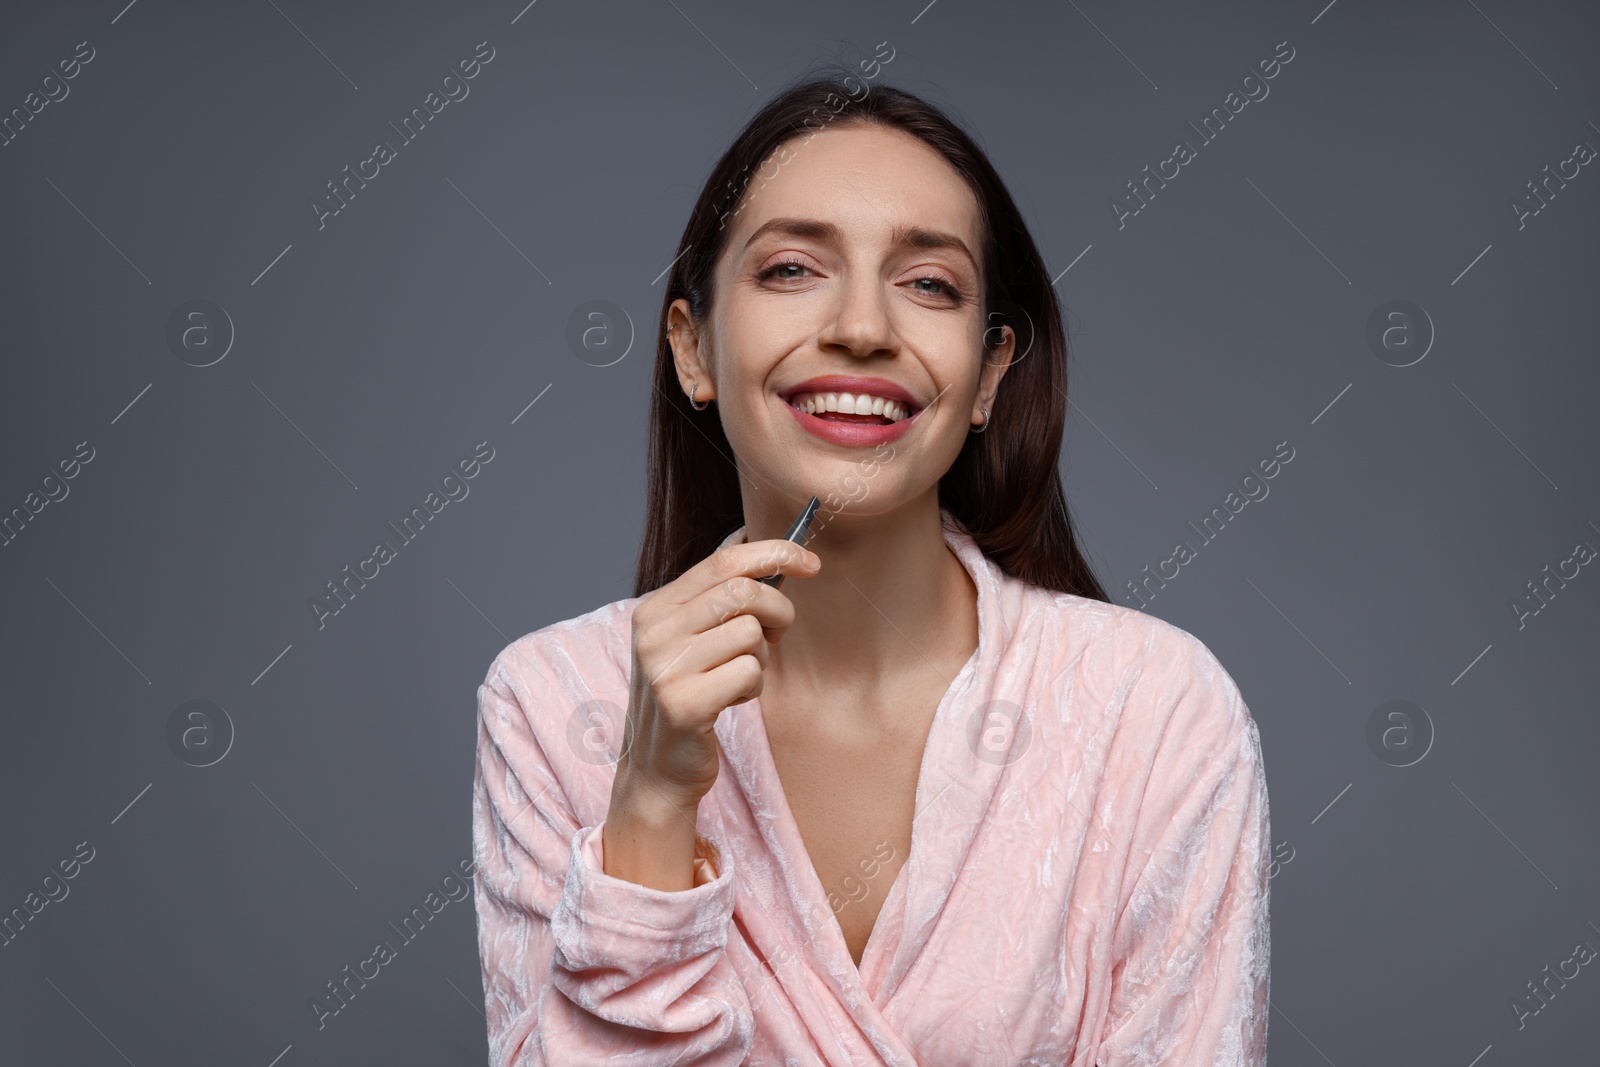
[726,123,983,255]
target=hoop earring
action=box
[970,404,990,433]
[689,383,710,411]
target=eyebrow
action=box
[741,216,979,274]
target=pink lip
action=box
[780,378,926,447]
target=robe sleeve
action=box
[470,641,754,1065]
[1093,637,1272,1066]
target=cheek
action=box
[707,328,782,410]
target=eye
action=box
[756,256,817,283]
[906,273,966,305]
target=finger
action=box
[687,573,797,644]
[666,539,820,607]
[699,651,766,710]
[645,612,770,693]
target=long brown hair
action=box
[634,68,1110,604]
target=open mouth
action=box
[784,391,921,426]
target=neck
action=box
[743,492,978,725]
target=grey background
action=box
[2,0,1597,1063]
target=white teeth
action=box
[788,391,911,422]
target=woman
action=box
[471,70,1271,1065]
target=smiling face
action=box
[668,122,1014,515]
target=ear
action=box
[974,320,1016,425]
[667,298,714,402]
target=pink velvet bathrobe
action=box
[471,510,1272,1065]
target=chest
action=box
[760,690,943,968]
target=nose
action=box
[816,272,897,359]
